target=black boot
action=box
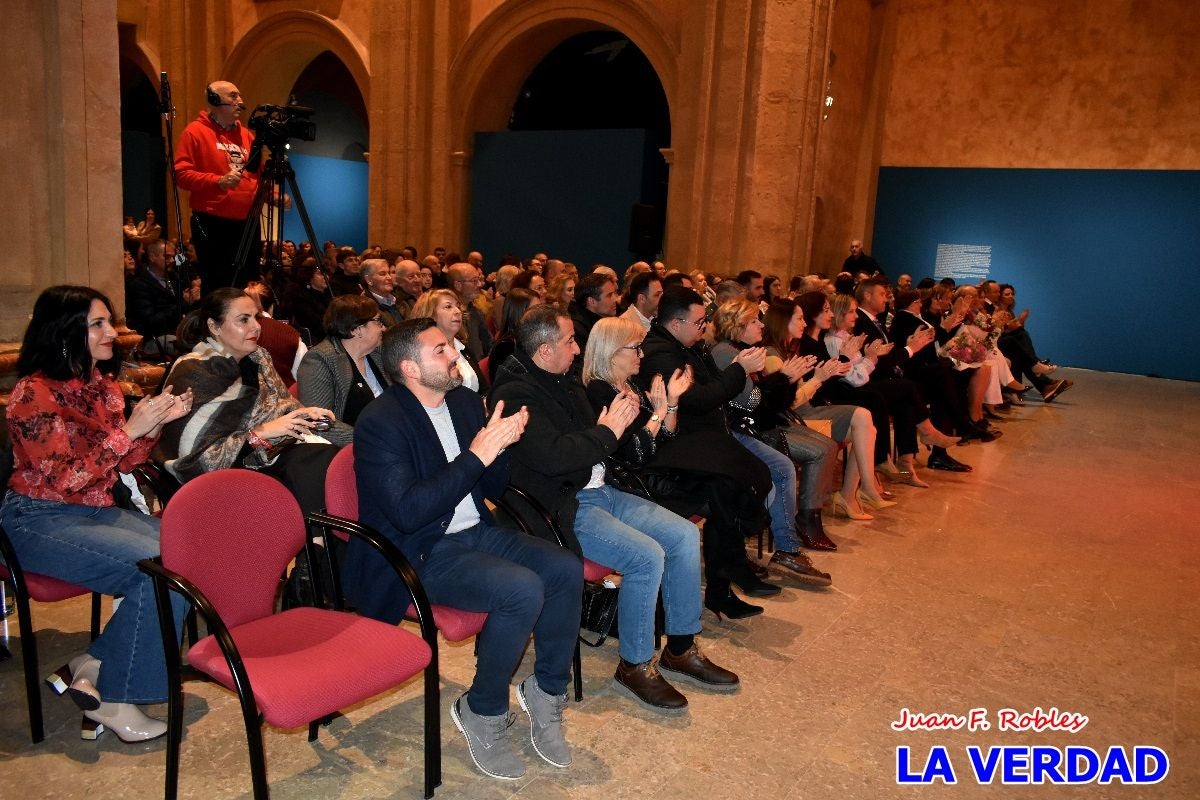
[716,560,782,597]
[704,585,764,620]
[796,509,838,552]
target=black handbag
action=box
[579,581,619,647]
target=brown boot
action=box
[658,644,740,692]
[769,550,833,587]
[613,659,688,713]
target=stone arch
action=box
[446,0,679,246]
[450,0,677,145]
[222,10,370,108]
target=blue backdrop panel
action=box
[282,153,368,251]
[470,129,650,270]
[872,167,1200,381]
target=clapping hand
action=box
[865,339,893,360]
[469,400,529,466]
[125,385,195,440]
[814,358,851,381]
[840,333,867,359]
[733,346,767,374]
[780,355,810,382]
[907,326,936,352]
[597,388,640,438]
[649,375,669,416]
[665,366,693,404]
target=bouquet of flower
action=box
[973,311,1002,349]
[939,329,988,369]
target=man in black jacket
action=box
[491,305,739,715]
[348,319,581,779]
[126,239,183,353]
[638,288,806,605]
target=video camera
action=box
[245,102,316,171]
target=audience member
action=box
[412,288,485,392]
[2,285,191,742]
[619,271,663,332]
[343,318,580,779]
[843,239,883,277]
[360,258,402,326]
[295,295,389,445]
[448,262,494,361]
[569,272,618,353]
[492,305,739,714]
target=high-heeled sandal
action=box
[830,491,873,521]
[917,426,960,449]
[894,462,930,488]
[857,490,898,510]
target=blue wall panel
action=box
[282,153,368,251]
[470,129,651,270]
[872,167,1200,381]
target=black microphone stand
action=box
[158,72,189,359]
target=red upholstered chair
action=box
[0,525,102,744]
[319,446,488,641]
[139,470,440,800]
[288,381,300,400]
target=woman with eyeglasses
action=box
[295,295,391,445]
[584,317,781,620]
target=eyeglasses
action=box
[688,316,708,330]
[361,316,384,327]
[621,344,644,356]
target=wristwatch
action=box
[649,413,662,423]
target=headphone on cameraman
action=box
[206,84,228,107]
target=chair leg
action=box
[423,663,442,798]
[757,526,764,559]
[185,609,199,647]
[572,640,583,702]
[89,592,102,640]
[244,713,270,800]
[14,590,44,744]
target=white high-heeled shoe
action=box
[47,653,101,710]
[84,702,168,743]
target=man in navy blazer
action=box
[344,318,582,780]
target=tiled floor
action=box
[2,368,1198,798]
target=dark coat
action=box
[636,322,747,435]
[489,348,619,555]
[343,383,511,624]
[854,307,909,377]
[125,267,180,339]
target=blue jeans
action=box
[1,491,190,704]
[418,522,582,716]
[733,433,800,553]
[573,485,701,665]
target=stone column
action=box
[0,0,123,338]
[668,0,830,279]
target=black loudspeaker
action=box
[205,85,221,106]
[628,203,663,256]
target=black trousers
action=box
[192,210,261,295]
[998,329,1052,390]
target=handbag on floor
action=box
[579,580,619,647]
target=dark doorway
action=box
[471,31,671,269]
[120,54,167,239]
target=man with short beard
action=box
[345,318,581,780]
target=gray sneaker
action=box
[450,694,525,780]
[516,675,571,768]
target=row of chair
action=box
[1,446,616,799]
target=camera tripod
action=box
[231,143,326,288]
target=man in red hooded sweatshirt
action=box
[175,80,262,296]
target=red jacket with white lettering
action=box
[174,113,259,220]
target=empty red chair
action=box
[140,470,440,799]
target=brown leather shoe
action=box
[769,550,833,588]
[613,659,688,713]
[658,644,740,693]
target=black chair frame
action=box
[0,524,101,744]
[140,515,441,800]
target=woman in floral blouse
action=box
[2,286,192,742]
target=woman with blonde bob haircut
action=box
[583,316,788,618]
[411,288,486,391]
